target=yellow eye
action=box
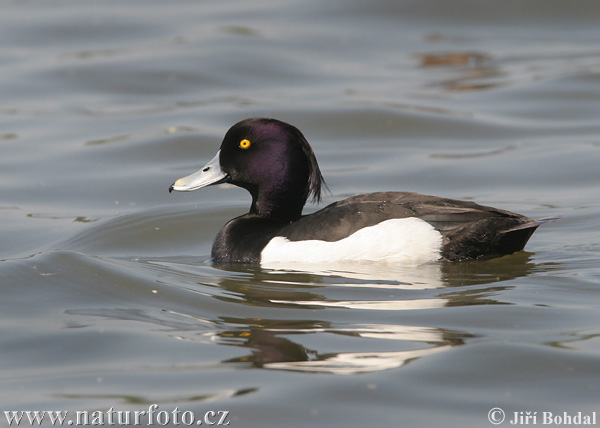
[239,139,251,149]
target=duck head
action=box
[170,118,325,221]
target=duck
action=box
[169,117,549,265]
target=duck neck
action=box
[249,184,306,222]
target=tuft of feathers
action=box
[251,118,327,204]
[280,120,328,204]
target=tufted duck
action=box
[170,118,549,265]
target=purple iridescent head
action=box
[170,118,326,220]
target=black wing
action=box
[279,192,539,261]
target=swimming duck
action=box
[170,118,545,265]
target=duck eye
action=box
[239,139,251,149]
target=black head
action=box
[220,118,325,219]
[170,118,326,221]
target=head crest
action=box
[299,131,327,204]
[233,117,328,205]
[272,119,328,204]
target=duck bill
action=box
[169,150,229,192]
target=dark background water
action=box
[2,1,600,427]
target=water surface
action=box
[2,1,600,426]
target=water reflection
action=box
[204,257,541,373]
[64,251,545,375]
[222,251,541,289]
[57,388,257,406]
[418,51,489,68]
[217,320,465,374]
[259,261,445,288]
[26,212,99,223]
[417,50,501,91]
[264,347,452,374]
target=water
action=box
[2,1,600,426]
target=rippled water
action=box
[2,1,600,426]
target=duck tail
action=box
[535,216,560,225]
[495,216,559,257]
[504,216,559,233]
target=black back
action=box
[277,192,539,261]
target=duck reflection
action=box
[217,319,467,374]
[216,251,541,286]
[207,252,540,374]
[66,251,548,375]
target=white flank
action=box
[260,217,442,267]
